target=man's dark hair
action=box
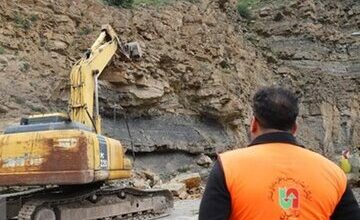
[252,87,299,131]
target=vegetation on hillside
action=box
[103,0,134,8]
[237,0,253,19]
[103,0,280,20]
[103,0,198,8]
[237,0,283,19]
[0,45,5,55]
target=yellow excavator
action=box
[0,25,173,220]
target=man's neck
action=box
[251,129,292,142]
[248,131,299,147]
[261,128,291,134]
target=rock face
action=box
[103,115,234,154]
[0,0,358,159]
[248,0,360,157]
[0,0,271,155]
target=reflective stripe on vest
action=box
[219,143,347,220]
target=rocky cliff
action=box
[0,0,358,159]
[248,0,360,158]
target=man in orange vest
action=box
[199,87,360,220]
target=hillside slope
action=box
[0,0,358,158]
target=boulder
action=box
[161,182,187,196]
[196,154,212,167]
[259,7,271,17]
[171,173,201,189]
[178,191,189,200]
[141,169,161,187]
[48,40,67,51]
[132,178,150,189]
[0,55,8,71]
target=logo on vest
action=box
[278,187,300,210]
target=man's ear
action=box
[250,116,258,133]
[291,122,297,134]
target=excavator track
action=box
[13,185,173,220]
[18,202,43,220]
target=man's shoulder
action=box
[300,147,346,174]
[220,145,255,157]
[221,144,345,175]
[219,144,268,162]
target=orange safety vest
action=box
[219,143,347,220]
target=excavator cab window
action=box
[20,115,70,125]
[3,114,91,135]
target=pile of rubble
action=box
[129,170,203,200]
[128,154,213,199]
[161,172,203,200]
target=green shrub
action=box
[104,0,134,8]
[19,62,31,73]
[14,15,31,30]
[131,0,197,8]
[14,96,25,104]
[134,0,171,6]
[237,2,251,19]
[29,14,39,22]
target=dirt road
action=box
[162,199,200,220]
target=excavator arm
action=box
[69,24,141,134]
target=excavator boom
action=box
[70,25,120,133]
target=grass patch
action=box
[29,14,39,22]
[237,0,283,19]
[13,96,25,105]
[237,2,251,19]
[79,26,93,36]
[134,0,198,6]
[134,0,172,6]
[39,39,47,47]
[104,0,198,8]
[19,62,31,73]
[14,14,31,30]
[103,0,134,8]
[237,0,257,19]
[0,45,5,55]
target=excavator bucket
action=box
[123,41,142,59]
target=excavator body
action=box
[0,114,131,186]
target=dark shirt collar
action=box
[248,132,301,147]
